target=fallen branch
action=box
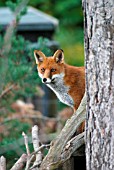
[0,156,6,170]
[0,93,86,170]
[10,154,27,170]
[23,125,50,170]
[40,93,86,170]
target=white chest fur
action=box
[46,73,74,108]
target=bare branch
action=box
[25,144,50,170]
[0,133,55,156]
[31,125,42,169]
[25,155,34,170]
[1,0,29,56]
[22,132,30,156]
[25,125,44,170]
[0,156,6,170]
[40,93,86,170]
[10,154,27,170]
[22,131,33,170]
[0,94,86,170]
[62,132,85,161]
[31,144,50,157]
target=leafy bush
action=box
[0,34,51,108]
[29,0,83,27]
[0,1,52,167]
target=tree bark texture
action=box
[40,94,86,170]
[83,0,114,169]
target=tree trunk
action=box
[83,0,114,169]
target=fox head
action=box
[34,49,65,84]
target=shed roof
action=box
[0,6,59,31]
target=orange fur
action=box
[34,49,85,132]
[63,64,85,110]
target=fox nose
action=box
[43,78,47,83]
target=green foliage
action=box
[0,0,84,65]
[0,120,31,169]
[28,0,84,65]
[0,35,51,106]
[54,27,84,66]
[29,0,83,27]
[6,0,22,11]
[0,0,84,167]
[0,0,6,6]
[0,1,52,166]
[0,0,83,27]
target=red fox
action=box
[34,49,85,131]
[34,49,85,110]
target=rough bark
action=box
[83,0,114,169]
[40,93,86,170]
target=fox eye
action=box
[51,68,56,72]
[41,68,45,72]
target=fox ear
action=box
[53,49,64,63]
[34,50,46,64]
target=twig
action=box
[25,143,50,170]
[31,144,50,157]
[22,132,33,170]
[25,155,34,170]
[10,154,27,170]
[64,132,85,150]
[0,156,6,170]
[22,132,30,156]
[0,84,16,100]
[31,125,42,169]
[62,132,85,160]
[0,133,55,155]
[25,125,43,170]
